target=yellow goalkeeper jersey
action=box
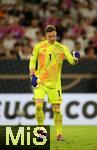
[29,40,75,88]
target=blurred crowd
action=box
[0,0,97,60]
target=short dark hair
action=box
[44,25,56,34]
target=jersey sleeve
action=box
[29,43,39,71]
[62,45,76,65]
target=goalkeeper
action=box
[29,25,80,141]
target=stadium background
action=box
[0,0,97,150]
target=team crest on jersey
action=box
[54,48,64,60]
[54,48,59,53]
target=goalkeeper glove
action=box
[31,74,38,87]
[73,51,80,59]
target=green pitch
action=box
[50,126,97,150]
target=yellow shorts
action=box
[33,84,62,104]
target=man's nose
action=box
[51,37,55,40]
